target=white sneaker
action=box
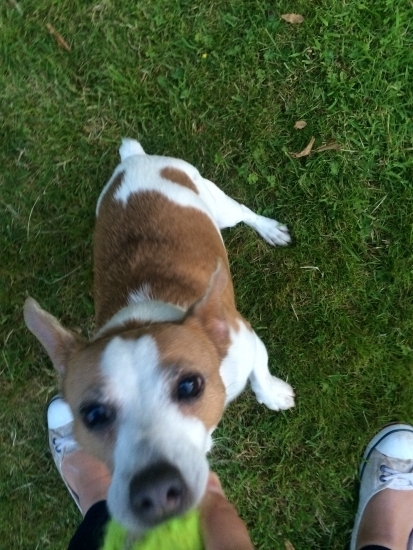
[47,395,81,512]
[350,424,413,549]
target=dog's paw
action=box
[252,216,291,246]
[254,376,295,411]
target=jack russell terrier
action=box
[24,138,295,535]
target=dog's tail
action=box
[119,138,146,160]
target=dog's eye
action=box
[176,375,204,401]
[80,403,116,430]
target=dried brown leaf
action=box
[285,540,296,550]
[290,136,315,158]
[294,120,307,130]
[46,23,71,51]
[281,13,304,24]
[314,142,342,152]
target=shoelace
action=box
[380,465,413,487]
[52,434,78,455]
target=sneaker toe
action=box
[375,425,413,460]
[47,397,74,430]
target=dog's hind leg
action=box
[194,176,291,246]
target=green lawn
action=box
[1,0,412,548]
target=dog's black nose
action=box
[129,461,188,525]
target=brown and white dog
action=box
[24,139,294,535]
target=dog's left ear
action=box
[185,259,230,350]
[24,297,84,375]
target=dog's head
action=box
[24,268,230,534]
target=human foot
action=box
[351,424,413,550]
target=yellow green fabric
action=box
[101,510,204,550]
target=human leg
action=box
[48,396,111,549]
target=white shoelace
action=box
[380,465,413,487]
[52,435,78,455]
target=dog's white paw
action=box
[254,376,295,411]
[252,216,291,246]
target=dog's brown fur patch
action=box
[160,167,199,193]
[62,340,117,467]
[153,324,226,430]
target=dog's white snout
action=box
[129,461,190,526]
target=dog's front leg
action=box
[249,333,295,411]
[220,324,294,410]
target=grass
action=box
[1,0,412,548]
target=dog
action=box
[24,139,294,535]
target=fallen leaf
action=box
[46,23,71,51]
[285,540,296,550]
[281,13,304,24]
[290,136,315,158]
[314,142,341,152]
[294,120,307,130]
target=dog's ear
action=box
[23,297,84,375]
[185,259,230,350]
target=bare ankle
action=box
[62,450,111,516]
[356,489,413,550]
